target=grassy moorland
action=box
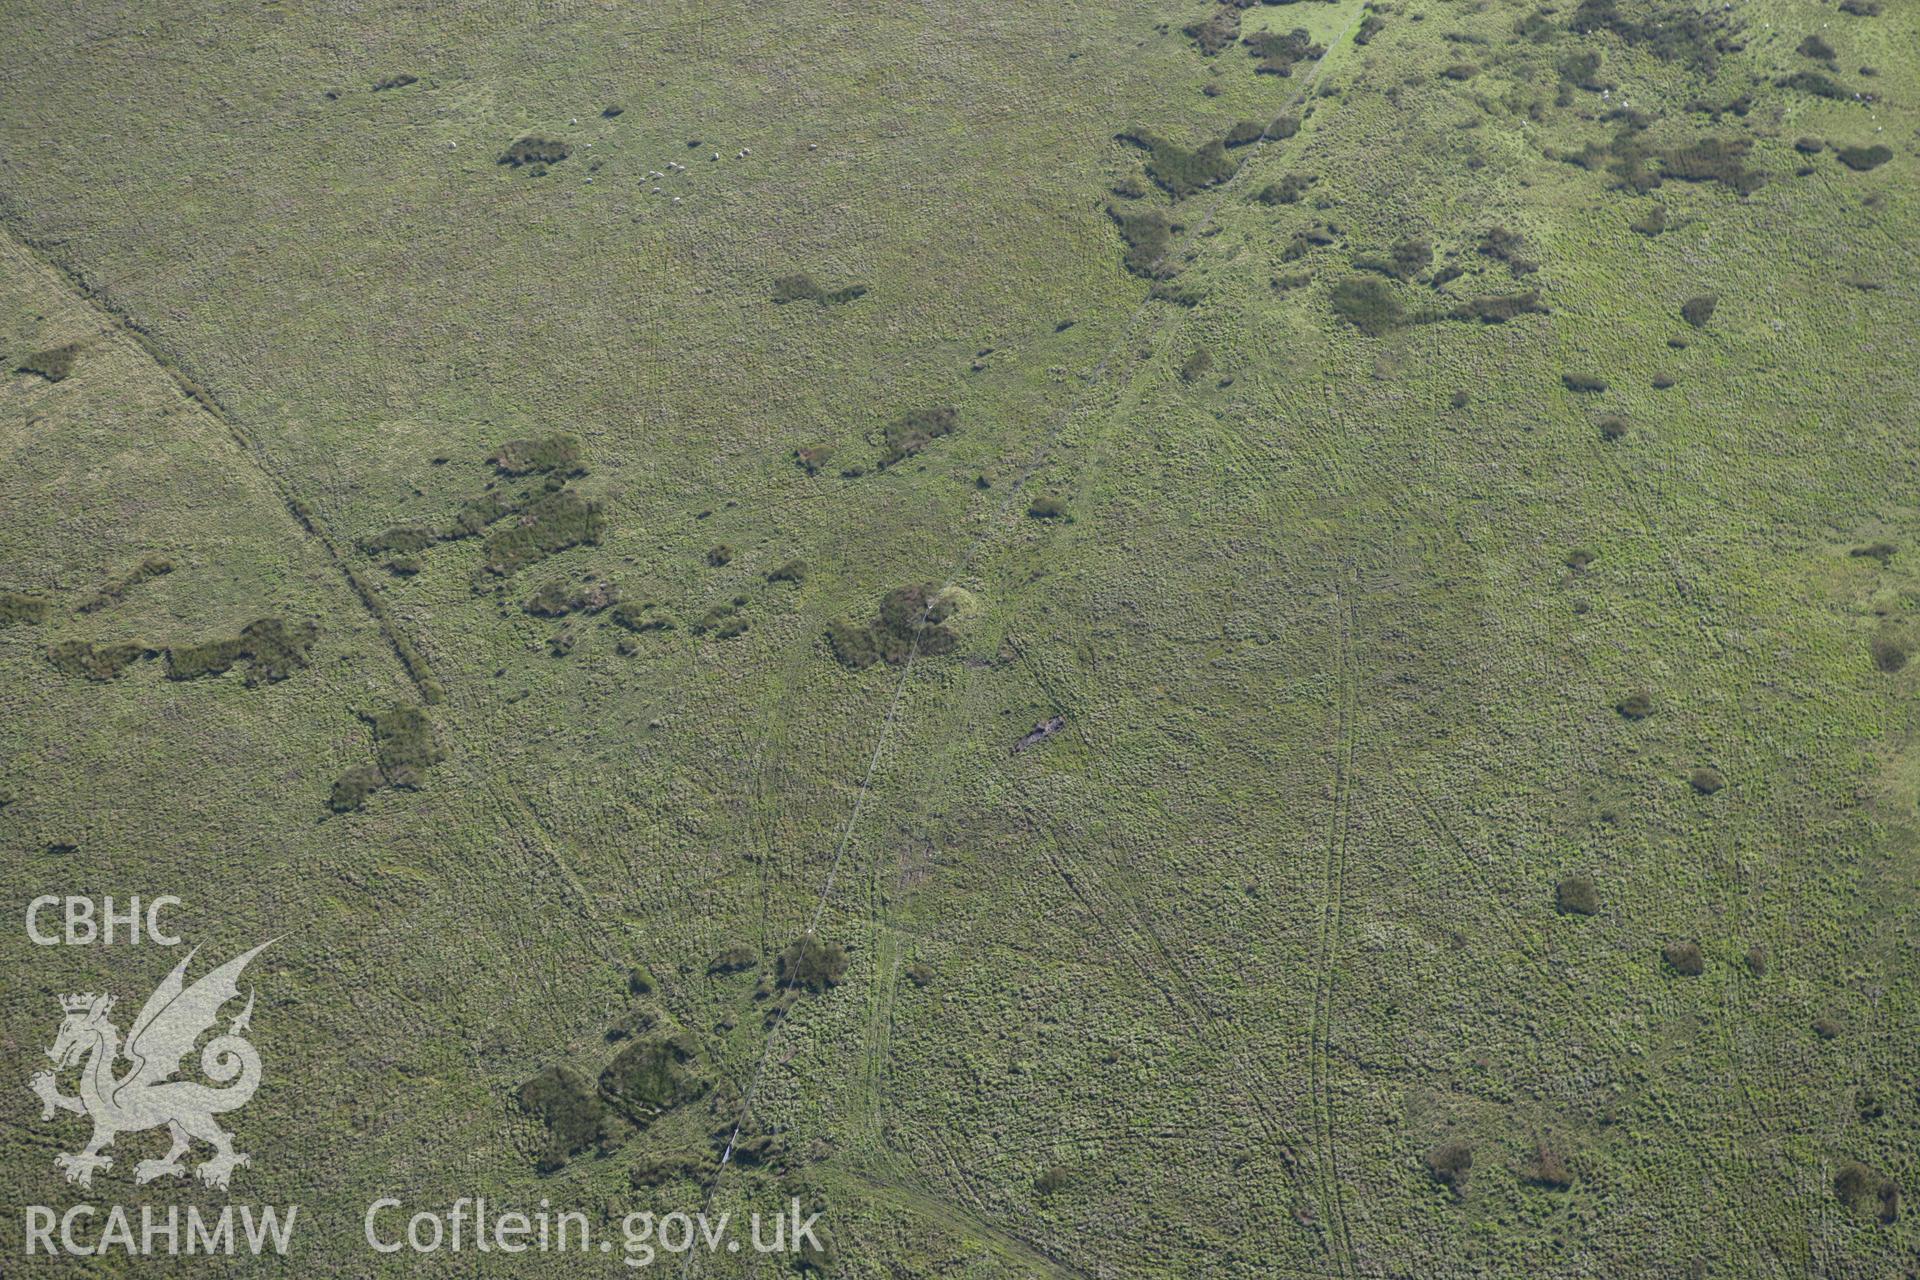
[1,0,1916,1275]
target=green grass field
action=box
[2,0,1917,1275]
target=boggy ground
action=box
[1,0,1916,1275]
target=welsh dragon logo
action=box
[29,942,271,1190]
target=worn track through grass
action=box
[683,6,1375,1265]
[1308,582,1360,1278]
